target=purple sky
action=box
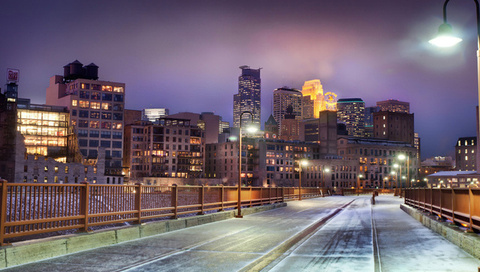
[0,0,478,159]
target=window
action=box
[91,91,101,100]
[101,141,111,147]
[89,130,99,137]
[102,103,112,110]
[44,177,48,183]
[79,139,88,146]
[102,112,112,119]
[79,120,88,127]
[65,166,69,173]
[113,86,124,93]
[90,121,100,128]
[114,94,124,102]
[113,104,123,111]
[78,129,88,137]
[113,113,123,120]
[79,110,89,118]
[79,90,90,99]
[72,100,78,107]
[112,151,122,157]
[91,102,100,109]
[72,109,77,116]
[79,100,89,108]
[113,123,122,130]
[55,166,58,173]
[112,141,122,148]
[102,93,113,101]
[101,131,111,138]
[90,111,100,119]
[102,85,112,92]
[101,122,111,129]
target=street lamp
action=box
[298,159,308,201]
[322,168,330,188]
[236,111,257,218]
[430,0,480,173]
[357,174,364,189]
[393,163,401,188]
[398,154,410,187]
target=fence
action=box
[404,188,480,232]
[0,181,323,245]
[342,188,397,196]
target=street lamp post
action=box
[393,163,401,188]
[430,0,480,173]
[322,168,330,188]
[236,111,257,218]
[398,154,410,187]
[298,159,308,201]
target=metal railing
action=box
[404,188,480,232]
[342,188,397,196]
[0,181,323,245]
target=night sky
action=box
[0,0,478,160]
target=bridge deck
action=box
[2,195,479,272]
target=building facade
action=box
[273,87,302,133]
[373,111,414,145]
[46,60,125,176]
[337,136,418,188]
[376,99,410,113]
[123,118,204,183]
[301,79,324,119]
[142,107,169,123]
[337,98,365,137]
[455,137,476,171]
[233,66,261,129]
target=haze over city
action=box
[1,0,479,159]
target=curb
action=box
[0,202,287,268]
[400,204,480,260]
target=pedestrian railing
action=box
[404,188,480,232]
[0,181,323,245]
[342,188,396,196]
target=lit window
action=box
[44,166,48,172]
[102,85,113,92]
[65,166,69,173]
[465,156,468,161]
[101,103,112,110]
[72,100,78,107]
[79,100,89,108]
[55,166,58,173]
[44,177,48,183]
[91,102,100,109]
[113,86,124,93]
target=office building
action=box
[273,87,302,133]
[364,106,379,138]
[46,60,125,176]
[376,99,410,113]
[301,80,324,119]
[280,105,300,141]
[455,137,476,171]
[373,111,414,145]
[337,98,365,137]
[233,66,261,129]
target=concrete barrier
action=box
[401,204,480,260]
[0,202,287,268]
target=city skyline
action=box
[0,0,478,159]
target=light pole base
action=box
[235,214,243,218]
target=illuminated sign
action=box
[324,92,337,111]
[7,69,19,83]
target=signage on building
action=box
[6,69,19,83]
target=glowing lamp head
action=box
[429,23,462,47]
[300,160,308,166]
[324,168,330,173]
[398,154,406,161]
[246,125,258,133]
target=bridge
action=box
[1,194,479,271]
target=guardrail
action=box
[0,181,324,245]
[404,188,480,232]
[342,188,397,196]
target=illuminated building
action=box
[142,107,169,123]
[168,112,222,144]
[376,99,410,113]
[46,60,125,176]
[273,87,302,134]
[337,136,418,188]
[264,114,278,139]
[364,106,379,138]
[233,66,261,129]
[205,138,356,188]
[17,102,69,161]
[124,118,203,183]
[302,79,325,119]
[373,111,414,145]
[337,98,365,137]
[455,137,476,171]
[280,105,300,141]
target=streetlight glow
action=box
[429,23,462,47]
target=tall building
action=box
[301,80,324,119]
[337,98,365,137]
[142,107,169,123]
[376,99,409,113]
[373,111,414,145]
[233,66,261,129]
[364,106,379,138]
[273,87,302,134]
[280,105,300,141]
[455,137,476,171]
[46,60,125,176]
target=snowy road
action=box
[2,195,479,272]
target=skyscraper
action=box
[233,66,261,128]
[273,87,302,134]
[301,79,324,119]
[337,98,365,137]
